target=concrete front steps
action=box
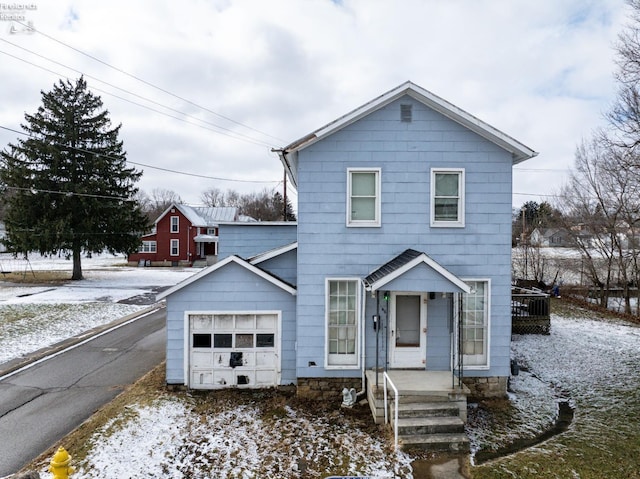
[392,402,469,452]
[365,370,470,452]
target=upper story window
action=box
[431,168,465,227]
[347,168,381,227]
[170,216,179,233]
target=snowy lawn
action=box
[472,300,640,478]
[6,253,640,477]
[0,253,196,365]
[33,368,414,479]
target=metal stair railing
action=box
[383,371,399,448]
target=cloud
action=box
[0,0,630,206]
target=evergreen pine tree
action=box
[0,77,149,280]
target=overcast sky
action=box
[0,0,630,209]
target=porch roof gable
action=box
[363,249,471,294]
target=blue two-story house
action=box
[158,82,536,432]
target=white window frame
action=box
[347,168,381,227]
[170,239,179,256]
[325,277,362,369]
[430,168,465,227]
[170,216,179,233]
[139,240,157,253]
[456,278,491,370]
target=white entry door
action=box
[389,293,427,368]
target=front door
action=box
[389,292,427,368]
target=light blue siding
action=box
[426,296,453,370]
[296,95,513,379]
[253,248,297,286]
[165,261,296,385]
[218,223,297,260]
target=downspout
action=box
[458,292,464,388]
[361,280,366,393]
[375,290,380,389]
[187,225,191,265]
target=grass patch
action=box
[1,270,72,284]
[471,298,640,478]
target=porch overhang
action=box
[193,234,218,243]
[363,249,471,294]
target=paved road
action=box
[0,308,166,477]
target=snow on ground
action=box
[0,253,197,365]
[37,305,640,478]
[5,251,640,476]
[59,397,414,479]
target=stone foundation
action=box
[296,377,362,401]
[462,376,508,399]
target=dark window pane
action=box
[193,333,211,348]
[214,334,232,348]
[256,334,274,348]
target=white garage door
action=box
[188,311,280,389]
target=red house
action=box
[128,204,248,267]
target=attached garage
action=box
[188,311,281,389]
[159,253,297,389]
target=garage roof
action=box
[156,255,296,301]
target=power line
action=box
[4,185,131,201]
[0,47,275,148]
[13,20,285,145]
[0,125,280,184]
[514,167,572,173]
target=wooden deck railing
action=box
[512,286,551,334]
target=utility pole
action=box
[283,168,287,221]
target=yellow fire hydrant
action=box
[49,446,74,479]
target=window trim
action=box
[457,278,491,370]
[346,168,381,227]
[325,277,362,369]
[139,240,157,253]
[170,239,179,256]
[430,168,465,228]
[170,216,179,233]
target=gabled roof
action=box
[275,80,537,188]
[248,242,298,265]
[364,249,471,294]
[155,203,239,228]
[156,255,296,301]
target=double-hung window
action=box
[461,279,490,368]
[347,168,381,227]
[431,168,465,227]
[326,279,360,368]
[170,239,179,256]
[170,216,179,233]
